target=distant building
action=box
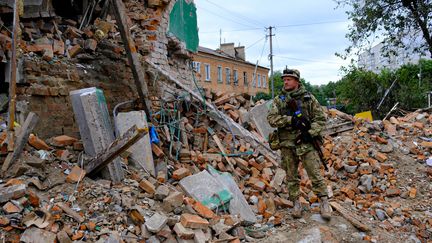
[358,40,431,73]
[192,43,269,95]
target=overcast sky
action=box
[194,0,352,86]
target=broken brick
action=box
[180,213,209,229]
[139,179,156,194]
[192,201,215,219]
[53,135,78,147]
[172,168,191,180]
[174,222,195,239]
[28,134,50,150]
[66,166,86,183]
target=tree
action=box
[336,0,432,58]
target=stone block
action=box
[174,222,195,239]
[163,191,184,208]
[172,168,191,180]
[155,185,170,200]
[20,227,56,243]
[145,213,168,233]
[0,184,27,203]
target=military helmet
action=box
[281,67,300,80]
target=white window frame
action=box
[233,69,238,86]
[192,61,201,73]
[225,68,231,84]
[205,64,211,81]
[257,74,261,87]
[243,71,248,86]
[262,75,266,88]
[217,66,222,83]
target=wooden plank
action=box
[330,201,370,232]
[180,118,189,150]
[57,202,84,223]
[207,127,239,180]
[110,0,151,115]
[85,125,148,175]
[2,112,39,172]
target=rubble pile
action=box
[321,111,432,241]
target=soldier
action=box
[267,68,332,219]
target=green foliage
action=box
[336,0,432,58]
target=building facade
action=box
[192,43,270,95]
[358,41,431,73]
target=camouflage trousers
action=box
[280,146,328,201]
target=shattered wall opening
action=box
[0,63,7,94]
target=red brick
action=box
[151,143,164,158]
[375,152,388,162]
[68,45,82,58]
[172,168,191,180]
[53,135,78,147]
[53,39,65,55]
[3,202,21,214]
[180,213,209,229]
[28,134,50,150]
[139,179,156,194]
[193,201,215,219]
[66,166,86,183]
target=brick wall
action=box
[10,0,197,138]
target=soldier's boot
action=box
[320,196,332,220]
[292,199,302,218]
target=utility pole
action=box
[266,26,275,99]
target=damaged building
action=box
[0,0,199,138]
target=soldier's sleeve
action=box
[267,99,292,128]
[308,95,326,137]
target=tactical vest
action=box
[275,92,313,144]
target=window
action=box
[243,72,248,86]
[217,66,222,83]
[262,75,266,88]
[233,70,238,86]
[257,74,261,87]
[192,61,201,73]
[225,68,231,84]
[205,64,211,81]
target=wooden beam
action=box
[110,0,151,116]
[85,125,148,175]
[2,112,39,172]
[330,201,370,232]
[207,127,239,180]
[7,0,20,151]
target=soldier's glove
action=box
[291,111,310,131]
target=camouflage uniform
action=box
[267,85,327,201]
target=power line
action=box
[200,27,263,34]
[198,6,257,29]
[274,55,342,64]
[198,20,348,34]
[204,0,266,27]
[246,36,266,50]
[276,20,347,28]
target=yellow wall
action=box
[192,52,270,95]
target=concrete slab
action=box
[249,100,275,140]
[207,166,257,224]
[115,111,155,176]
[70,88,124,182]
[179,170,232,210]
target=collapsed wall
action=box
[0,0,198,138]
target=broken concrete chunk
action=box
[174,222,195,239]
[20,227,56,243]
[155,185,170,200]
[145,213,168,233]
[163,191,184,208]
[0,184,27,203]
